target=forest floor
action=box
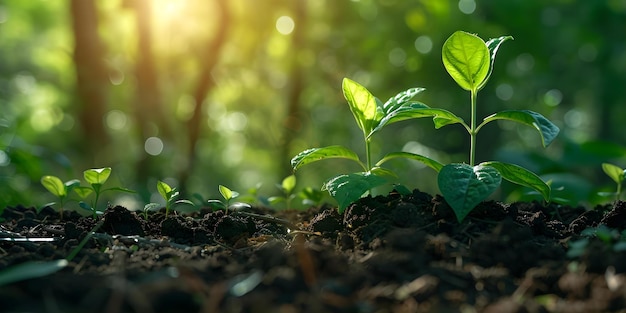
[2,189,626,313]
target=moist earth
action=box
[2,189,626,313]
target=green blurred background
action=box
[2,0,626,210]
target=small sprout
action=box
[73,167,135,218]
[156,180,195,217]
[601,163,626,200]
[40,176,80,218]
[208,185,251,213]
[298,186,325,207]
[268,175,297,209]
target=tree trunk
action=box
[70,0,109,160]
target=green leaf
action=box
[376,152,444,172]
[83,167,111,185]
[219,185,236,200]
[323,172,389,213]
[143,203,161,212]
[342,78,382,136]
[281,175,297,194]
[0,259,68,286]
[481,161,551,201]
[438,163,501,223]
[442,31,490,92]
[602,163,625,184]
[73,186,94,199]
[41,176,66,197]
[291,146,363,171]
[157,180,172,201]
[382,87,426,114]
[481,110,560,147]
[477,35,513,90]
[371,105,465,136]
[64,179,81,191]
[104,187,136,194]
[174,199,195,207]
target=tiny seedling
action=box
[298,186,326,207]
[73,167,135,218]
[207,185,251,213]
[40,176,81,218]
[268,175,297,209]
[600,163,626,200]
[143,180,195,218]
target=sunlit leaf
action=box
[481,161,550,201]
[73,186,93,199]
[342,78,382,136]
[219,185,235,200]
[442,31,490,92]
[157,180,172,201]
[83,167,111,185]
[382,87,426,114]
[281,175,297,194]
[438,163,501,223]
[371,105,466,136]
[602,163,625,184]
[323,172,389,213]
[478,35,513,91]
[41,176,66,197]
[481,110,560,147]
[291,146,363,171]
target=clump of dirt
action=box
[1,190,626,313]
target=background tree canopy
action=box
[1,0,626,209]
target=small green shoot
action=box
[298,186,325,207]
[143,180,195,218]
[268,175,297,209]
[73,167,135,218]
[600,163,626,200]
[208,185,251,213]
[40,176,80,218]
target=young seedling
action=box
[268,175,297,209]
[600,163,626,200]
[298,186,326,207]
[207,185,251,213]
[291,78,443,212]
[40,176,80,218]
[156,180,195,217]
[73,167,135,218]
[432,31,559,221]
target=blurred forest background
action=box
[2,0,626,210]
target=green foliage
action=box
[41,167,134,218]
[208,185,251,213]
[567,225,626,258]
[40,176,80,217]
[600,163,626,200]
[291,78,442,213]
[143,180,195,218]
[435,31,558,222]
[268,175,297,209]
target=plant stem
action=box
[365,137,372,170]
[469,90,477,166]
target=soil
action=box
[2,189,626,313]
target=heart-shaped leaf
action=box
[481,110,560,147]
[41,176,66,197]
[438,163,501,223]
[291,146,363,171]
[342,78,383,136]
[602,163,625,184]
[442,31,490,92]
[481,161,551,201]
[323,171,389,213]
[84,167,111,185]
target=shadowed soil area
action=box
[2,189,626,313]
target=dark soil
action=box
[2,190,626,313]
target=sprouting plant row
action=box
[291,30,560,223]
